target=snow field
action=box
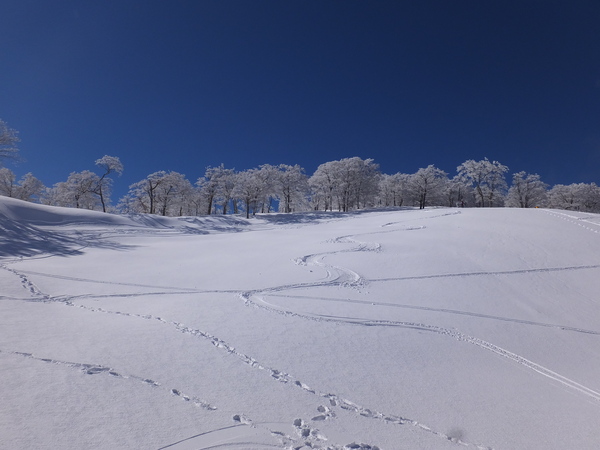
[1,197,600,449]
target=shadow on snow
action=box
[0,217,132,258]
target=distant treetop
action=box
[0,119,20,165]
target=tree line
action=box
[1,118,600,216]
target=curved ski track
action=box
[241,209,600,430]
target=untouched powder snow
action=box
[1,196,600,449]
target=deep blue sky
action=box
[1,0,599,201]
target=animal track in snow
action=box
[292,416,328,444]
[0,349,216,411]
[311,404,335,421]
[232,413,252,425]
[163,317,494,448]
[0,263,50,301]
[543,209,600,234]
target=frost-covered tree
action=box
[198,165,220,215]
[310,157,380,212]
[234,169,264,218]
[548,184,580,211]
[457,158,508,207]
[378,173,410,207]
[218,168,238,214]
[197,164,240,215]
[182,185,206,216]
[348,157,381,210]
[506,172,548,208]
[155,172,195,216]
[15,173,45,202]
[94,155,124,212]
[39,157,122,211]
[232,165,293,217]
[0,167,17,197]
[115,193,137,214]
[254,164,279,213]
[276,164,310,213]
[443,175,473,207]
[66,170,101,209]
[407,165,448,209]
[548,183,600,212]
[578,183,600,212]
[309,161,337,211]
[123,171,166,214]
[0,119,20,164]
[44,171,101,209]
[123,171,194,216]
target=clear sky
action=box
[1,0,599,201]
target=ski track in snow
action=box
[242,209,600,418]
[2,208,600,449]
[245,289,600,405]
[270,293,600,336]
[0,235,493,449]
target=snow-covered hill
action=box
[2,196,600,449]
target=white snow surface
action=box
[1,196,600,449]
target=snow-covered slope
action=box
[1,197,600,449]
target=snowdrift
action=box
[1,196,600,449]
